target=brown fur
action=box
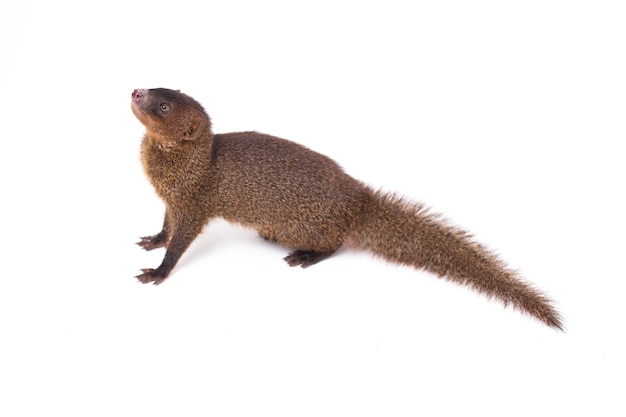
[131,88,563,330]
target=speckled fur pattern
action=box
[131,88,563,329]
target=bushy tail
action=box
[345,189,563,330]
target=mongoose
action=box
[131,88,563,330]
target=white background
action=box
[1,1,624,415]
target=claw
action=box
[284,250,334,268]
[136,234,168,251]
[135,268,167,285]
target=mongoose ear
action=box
[183,110,207,141]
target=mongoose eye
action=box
[160,103,169,111]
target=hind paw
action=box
[284,250,334,268]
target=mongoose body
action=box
[131,88,563,329]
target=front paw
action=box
[136,234,167,251]
[135,268,167,285]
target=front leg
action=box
[137,213,170,250]
[136,217,204,285]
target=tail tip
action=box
[543,313,565,332]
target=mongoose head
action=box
[131,88,211,144]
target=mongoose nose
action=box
[132,89,146,102]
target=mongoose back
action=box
[131,88,563,330]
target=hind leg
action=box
[284,250,336,268]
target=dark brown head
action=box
[131,88,212,144]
